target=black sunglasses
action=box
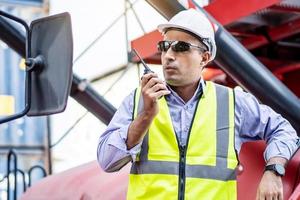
[157,40,206,53]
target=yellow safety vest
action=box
[127,81,238,200]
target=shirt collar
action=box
[200,77,206,98]
[165,77,206,103]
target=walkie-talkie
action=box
[132,48,154,75]
[132,49,168,99]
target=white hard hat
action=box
[158,9,216,61]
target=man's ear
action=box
[200,52,211,66]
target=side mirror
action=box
[0,11,73,123]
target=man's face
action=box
[161,29,208,87]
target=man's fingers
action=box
[143,81,170,101]
[277,189,283,200]
[152,90,171,99]
[146,90,170,101]
[279,191,283,200]
[256,189,261,200]
[144,78,164,90]
[141,73,157,87]
[260,192,265,200]
[257,191,282,200]
[149,83,168,93]
[266,194,272,200]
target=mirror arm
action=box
[0,10,31,124]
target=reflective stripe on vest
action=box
[127,81,238,200]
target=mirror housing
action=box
[28,13,73,116]
[0,11,73,123]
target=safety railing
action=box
[0,149,47,200]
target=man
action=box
[97,9,298,200]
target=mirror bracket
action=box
[25,55,45,72]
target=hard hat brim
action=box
[158,23,208,40]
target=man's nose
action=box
[163,47,176,61]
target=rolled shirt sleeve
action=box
[97,90,142,172]
[234,88,299,162]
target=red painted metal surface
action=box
[270,4,300,13]
[202,68,225,80]
[290,183,300,200]
[255,58,300,96]
[19,142,300,200]
[205,0,280,25]
[282,71,300,98]
[273,63,300,77]
[242,18,300,50]
[131,30,162,63]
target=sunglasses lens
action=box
[172,41,190,52]
[157,41,170,52]
[157,41,191,52]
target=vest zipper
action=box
[178,145,186,200]
[176,91,202,200]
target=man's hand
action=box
[126,73,170,150]
[256,171,283,200]
[141,72,170,117]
